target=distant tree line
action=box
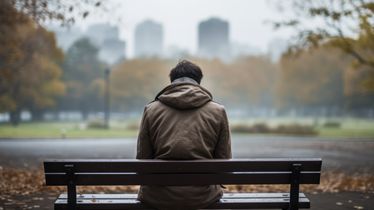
[277,46,374,116]
[109,49,373,117]
[0,1,65,125]
[275,0,374,89]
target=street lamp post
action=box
[104,68,111,128]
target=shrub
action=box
[230,124,254,133]
[126,122,140,130]
[230,123,270,134]
[323,121,341,128]
[275,124,318,136]
[231,123,318,136]
[87,119,108,129]
[251,123,271,133]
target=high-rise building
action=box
[49,25,83,51]
[51,23,126,64]
[86,24,119,45]
[198,17,230,60]
[134,20,164,57]
[267,38,288,61]
[85,24,126,64]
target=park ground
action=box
[0,118,373,209]
[0,117,374,139]
[0,133,373,210]
[1,191,372,210]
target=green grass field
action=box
[0,122,138,138]
[317,118,374,138]
[0,117,373,139]
[232,117,374,138]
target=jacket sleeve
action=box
[214,107,232,159]
[136,107,153,159]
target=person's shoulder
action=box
[205,101,226,112]
[144,100,163,111]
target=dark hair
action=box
[169,60,203,84]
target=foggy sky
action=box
[73,0,294,58]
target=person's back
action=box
[136,60,232,210]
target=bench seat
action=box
[45,159,322,210]
[55,193,310,209]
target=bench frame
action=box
[44,159,321,210]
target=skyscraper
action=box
[198,17,230,60]
[85,24,126,64]
[134,20,164,57]
[50,24,126,64]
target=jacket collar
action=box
[172,77,198,85]
[153,77,212,101]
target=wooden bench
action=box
[44,158,322,210]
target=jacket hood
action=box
[155,78,212,110]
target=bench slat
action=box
[54,194,310,209]
[58,193,308,199]
[44,158,322,173]
[45,171,320,186]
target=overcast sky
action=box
[75,0,295,58]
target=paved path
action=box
[0,135,373,171]
[1,191,372,210]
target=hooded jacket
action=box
[136,77,232,210]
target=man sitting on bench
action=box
[136,60,232,210]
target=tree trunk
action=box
[82,110,88,121]
[10,109,21,126]
[31,110,44,121]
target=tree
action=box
[59,38,106,118]
[0,2,65,125]
[109,57,278,114]
[344,65,374,113]
[0,0,111,124]
[111,58,171,113]
[275,0,374,90]
[277,46,350,115]
[195,57,278,111]
[7,0,104,26]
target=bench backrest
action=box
[44,158,322,186]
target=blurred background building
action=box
[51,24,126,65]
[198,17,230,60]
[267,38,288,62]
[134,20,164,58]
[85,24,126,64]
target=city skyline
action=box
[51,24,126,64]
[51,16,288,61]
[61,0,292,58]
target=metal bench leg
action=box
[65,164,76,210]
[289,164,301,210]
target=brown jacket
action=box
[136,77,232,210]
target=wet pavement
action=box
[0,135,373,171]
[0,191,372,210]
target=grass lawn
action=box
[318,127,374,138]
[316,117,374,138]
[0,118,373,139]
[231,117,374,139]
[0,122,138,138]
